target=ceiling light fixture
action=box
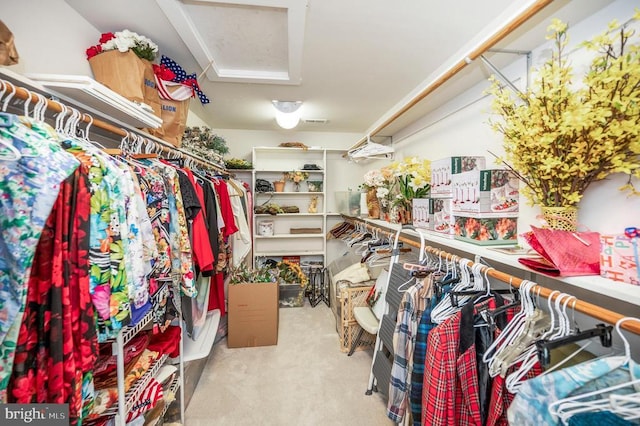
[272,100,302,129]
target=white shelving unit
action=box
[252,147,327,266]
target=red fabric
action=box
[519,226,601,276]
[422,313,460,426]
[208,273,226,316]
[147,325,181,358]
[486,362,543,426]
[213,179,238,237]
[9,170,97,425]
[126,378,164,422]
[182,169,214,272]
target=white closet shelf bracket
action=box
[480,48,532,98]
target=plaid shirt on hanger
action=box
[386,275,433,423]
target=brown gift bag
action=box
[149,88,190,147]
[89,50,146,103]
[142,62,162,120]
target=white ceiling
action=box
[64,0,613,138]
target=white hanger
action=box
[2,81,16,112]
[430,258,475,323]
[483,281,539,372]
[505,294,575,392]
[548,317,640,424]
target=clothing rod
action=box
[345,217,640,335]
[343,0,553,157]
[0,79,227,174]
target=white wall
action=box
[2,0,98,76]
[377,0,640,236]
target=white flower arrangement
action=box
[86,30,159,61]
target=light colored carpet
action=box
[185,302,393,425]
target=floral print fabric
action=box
[9,168,98,425]
[0,113,79,401]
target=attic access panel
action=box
[157,0,306,85]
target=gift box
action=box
[432,198,455,235]
[600,234,640,285]
[431,156,486,197]
[412,198,432,230]
[453,213,518,245]
[452,169,519,213]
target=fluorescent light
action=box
[272,100,302,129]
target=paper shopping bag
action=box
[519,226,601,276]
[89,50,147,103]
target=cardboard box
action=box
[452,169,519,213]
[412,198,432,230]
[432,198,455,235]
[453,213,518,245]
[431,156,486,197]
[227,282,279,348]
[600,234,640,285]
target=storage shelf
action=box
[255,234,324,239]
[255,191,324,195]
[253,146,325,153]
[254,250,325,256]
[255,169,324,173]
[255,213,324,217]
[100,354,169,417]
[360,217,640,307]
[159,376,181,421]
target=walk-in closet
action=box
[1,1,639,425]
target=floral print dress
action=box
[0,113,79,401]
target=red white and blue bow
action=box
[154,55,210,104]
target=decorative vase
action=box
[294,182,300,192]
[397,201,413,225]
[541,206,577,231]
[366,188,380,218]
[273,180,285,192]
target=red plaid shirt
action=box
[422,311,460,425]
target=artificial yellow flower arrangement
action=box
[276,260,309,288]
[389,156,431,208]
[488,14,640,208]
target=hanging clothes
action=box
[229,180,251,267]
[387,273,435,423]
[9,168,98,425]
[0,113,79,401]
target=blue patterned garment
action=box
[568,411,635,426]
[508,356,640,426]
[409,291,444,425]
[0,113,79,400]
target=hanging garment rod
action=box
[344,216,640,335]
[343,0,553,157]
[0,78,227,174]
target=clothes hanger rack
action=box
[344,217,640,335]
[0,78,227,175]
